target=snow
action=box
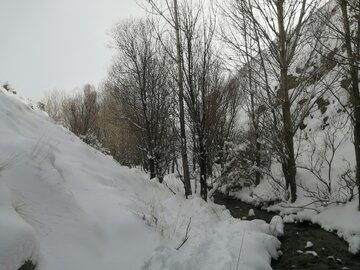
[0,88,281,270]
[305,241,314,249]
[0,184,39,270]
[248,209,255,217]
[305,251,318,257]
[283,215,295,223]
[0,89,164,270]
[143,219,280,270]
[269,216,284,237]
[311,200,360,253]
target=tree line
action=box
[44,0,360,210]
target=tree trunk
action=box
[354,120,360,211]
[199,142,207,201]
[255,139,261,185]
[149,157,156,179]
[193,134,197,172]
[281,163,289,188]
[174,0,192,198]
[155,160,163,183]
[278,0,297,203]
[250,92,261,186]
[245,14,262,186]
[280,69,297,203]
[340,0,360,210]
[207,159,213,178]
[171,157,175,173]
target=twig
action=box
[176,217,191,250]
[164,181,176,195]
[281,205,321,213]
[236,229,246,270]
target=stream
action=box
[214,193,360,270]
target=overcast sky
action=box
[0,0,144,101]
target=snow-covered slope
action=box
[0,87,165,269]
[0,87,280,270]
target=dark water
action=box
[18,261,36,270]
[214,193,360,270]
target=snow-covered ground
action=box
[0,87,281,270]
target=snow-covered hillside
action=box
[0,87,281,270]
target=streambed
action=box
[214,193,360,270]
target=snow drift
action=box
[0,87,280,270]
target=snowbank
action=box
[310,201,360,253]
[141,191,280,270]
[0,88,163,270]
[0,87,280,269]
[0,184,39,270]
[274,199,360,254]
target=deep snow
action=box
[0,87,280,270]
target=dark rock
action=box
[316,97,330,114]
[18,260,36,270]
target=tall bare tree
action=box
[106,18,175,182]
[179,0,220,200]
[318,0,360,210]
[144,0,193,197]
[221,0,322,202]
[338,0,360,210]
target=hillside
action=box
[0,87,281,270]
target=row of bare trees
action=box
[220,0,326,203]
[43,0,360,210]
[73,0,241,201]
[105,19,176,182]
[219,0,360,209]
[41,0,239,200]
[44,84,99,137]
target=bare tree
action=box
[96,90,142,166]
[209,75,242,175]
[298,113,349,202]
[337,0,360,210]
[145,0,193,197]
[62,84,99,136]
[178,0,221,200]
[221,0,322,202]
[43,89,67,124]
[315,0,360,210]
[105,18,175,183]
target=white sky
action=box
[0,0,144,101]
